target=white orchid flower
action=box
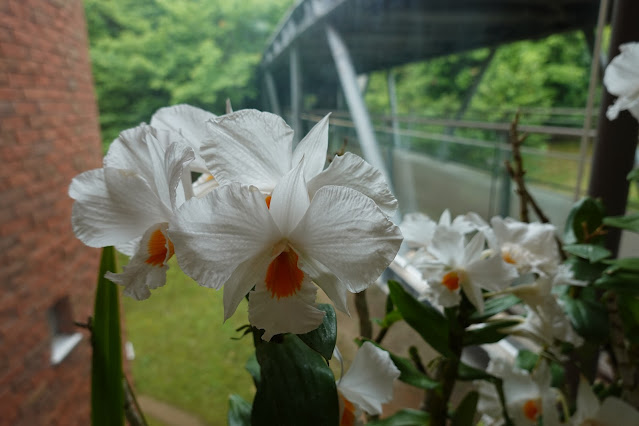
[168,159,403,340]
[571,377,639,426]
[400,209,485,250]
[416,226,518,312]
[150,104,219,197]
[486,217,559,277]
[604,42,639,121]
[70,124,195,300]
[200,109,397,217]
[336,342,400,425]
[501,296,583,348]
[477,358,560,426]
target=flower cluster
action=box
[400,210,583,348]
[70,105,403,340]
[604,42,639,121]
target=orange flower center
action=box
[442,271,460,291]
[265,195,272,209]
[145,228,174,266]
[522,398,541,421]
[503,252,517,264]
[265,249,304,299]
[340,395,357,426]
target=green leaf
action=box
[604,213,639,233]
[457,362,497,383]
[228,394,252,426]
[463,320,519,346]
[367,409,430,425]
[451,391,478,426]
[388,353,440,390]
[565,256,607,283]
[377,309,403,328]
[604,258,639,272]
[618,296,639,344]
[297,303,337,360]
[563,244,611,263]
[560,288,609,342]
[627,168,639,181]
[91,247,124,426]
[595,271,639,295]
[515,349,538,372]
[469,294,520,323]
[388,280,453,357]
[563,197,605,244]
[245,353,260,387]
[252,332,339,426]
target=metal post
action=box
[588,0,639,256]
[290,46,302,142]
[325,24,393,191]
[264,71,281,117]
[387,70,401,149]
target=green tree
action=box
[84,0,293,150]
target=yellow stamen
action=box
[265,249,303,299]
[145,229,174,266]
[503,252,517,264]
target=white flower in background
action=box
[400,209,484,250]
[415,226,517,312]
[200,109,397,217]
[486,217,559,277]
[168,160,402,340]
[70,124,195,300]
[501,297,583,348]
[476,358,560,426]
[150,104,218,197]
[571,377,639,425]
[604,42,639,121]
[336,342,400,426]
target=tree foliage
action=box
[84,0,293,149]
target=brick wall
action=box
[0,1,103,424]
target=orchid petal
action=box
[290,185,402,293]
[201,109,293,191]
[292,114,330,182]
[168,183,281,290]
[248,277,326,341]
[308,153,397,217]
[222,249,273,321]
[70,168,170,247]
[105,223,170,300]
[104,124,155,186]
[338,342,400,415]
[596,397,639,426]
[268,158,310,234]
[603,43,639,96]
[163,142,195,210]
[294,250,350,314]
[428,226,464,266]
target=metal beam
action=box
[325,24,393,191]
[290,46,302,142]
[264,71,281,117]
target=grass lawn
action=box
[121,256,256,426]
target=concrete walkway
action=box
[137,395,208,426]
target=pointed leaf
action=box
[604,213,639,233]
[595,271,639,295]
[297,303,337,360]
[228,394,251,426]
[388,352,440,390]
[564,244,611,263]
[604,258,639,272]
[388,280,453,357]
[463,319,519,346]
[245,353,261,387]
[563,197,605,244]
[252,332,339,426]
[457,362,497,383]
[469,294,521,323]
[628,168,639,181]
[91,246,124,426]
[367,409,430,425]
[560,288,609,342]
[451,391,479,426]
